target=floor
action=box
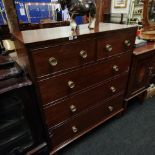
[60,96,155,155]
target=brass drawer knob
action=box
[72,126,78,133]
[49,57,57,66]
[113,65,119,72]
[80,50,87,59]
[108,106,114,112]
[68,80,75,89]
[106,44,113,52]
[124,40,131,47]
[110,86,116,93]
[70,105,77,113]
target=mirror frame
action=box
[140,0,155,40]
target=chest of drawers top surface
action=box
[15,23,136,45]
[13,23,137,80]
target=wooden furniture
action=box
[0,25,11,40]
[0,55,48,154]
[125,42,155,107]
[0,25,11,54]
[140,0,155,40]
[19,21,70,31]
[13,23,137,154]
[103,0,111,22]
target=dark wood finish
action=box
[39,52,131,105]
[13,23,137,154]
[0,56,29,94]
[12,23,136,81]
[20,23,40,31]
[0,55,14,67]
[14,23,136,45]
[97,29,135,60]
[133,42,155,55]
[103,0,111,22]
[31,39,96,77]
[95,0,103,26]
[152,55,155,76]
[39,21,70,29]
[103,0,111,14]
[2,0,20,34]
[138,91,148,104]
[26,142,49,155]
[0,65,22,81]
[0,56,22,81]
[49,94,124,150]
[20,21,70,31]
[0,76,31,94]
[0,56,47,154]
[0,25,11,40]
[44,73,128,128]
[128,57,152,93]
[125,42,155,107]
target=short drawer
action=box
[44,73,128,128]
[38,52,131,105]
[97,29,136,60]
[49,94,124,149]
[31,40,95,77]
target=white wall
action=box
[110,0,132,23]
[111,0,132,14]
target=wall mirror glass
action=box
[148,0,155,23]
[140,0,155,40]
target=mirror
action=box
[140,0,155,40]
[148,0,155,23]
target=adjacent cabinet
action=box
[13,23,137,154]
[125,42,155,106]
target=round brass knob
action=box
[70,105,77,113]
[124,40,131,47]
[113,65,119,72]
[72,126,78,133]
[68,80,75,89]
[80,50,87,59]
[48,57,57,66]
[106,44,112,52]
[108,106,114,112]
[110,86,116,93]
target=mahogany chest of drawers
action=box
[13,23,137,154]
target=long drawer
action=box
[31,40,96,78]
[97,29,136,60]
[38,52,131,105]
[49,94,124,149]
[44,73,128,128]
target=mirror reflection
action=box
[148,0,155,23]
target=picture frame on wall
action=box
[114,0,128,8]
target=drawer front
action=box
[97,29,136,60]
[49,94,124,149]
[39,52,131,105]
[44,73,128,128]
[31,40,95,77]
